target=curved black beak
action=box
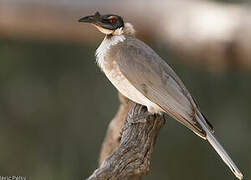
[78,11,118,31]
[78,15,94,23]
[78,11,101,24]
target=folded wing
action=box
[115,36,213,138]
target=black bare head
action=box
[78,12,124,35]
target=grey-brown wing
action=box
[115,37,209,137]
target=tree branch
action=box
[88,96,165,180]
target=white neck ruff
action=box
[95,22,135,71]
[95,35,125,70]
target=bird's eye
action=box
[109,18,116,24]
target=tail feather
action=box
[195,112,243,180]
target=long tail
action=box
[195,111,243,180]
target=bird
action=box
[78,11,243,179]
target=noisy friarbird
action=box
[79,12,243,179]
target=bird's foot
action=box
[130,111,150,124]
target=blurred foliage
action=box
[214,0,251,3]
[0,38,250,179]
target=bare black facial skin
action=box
[79,11,124,30]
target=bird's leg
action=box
[129,105,162,124]
[125,106,150,124]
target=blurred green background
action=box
[0,0,250,180]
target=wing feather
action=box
[114,36,213,137]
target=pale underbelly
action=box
[103,66,162,113]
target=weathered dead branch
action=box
[88,95,165,180]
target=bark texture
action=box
[88,95,165,180]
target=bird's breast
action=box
[95,35,162,113]
[103,59,146,104]
[102,55,162,113]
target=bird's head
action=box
[78,12,124,35]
